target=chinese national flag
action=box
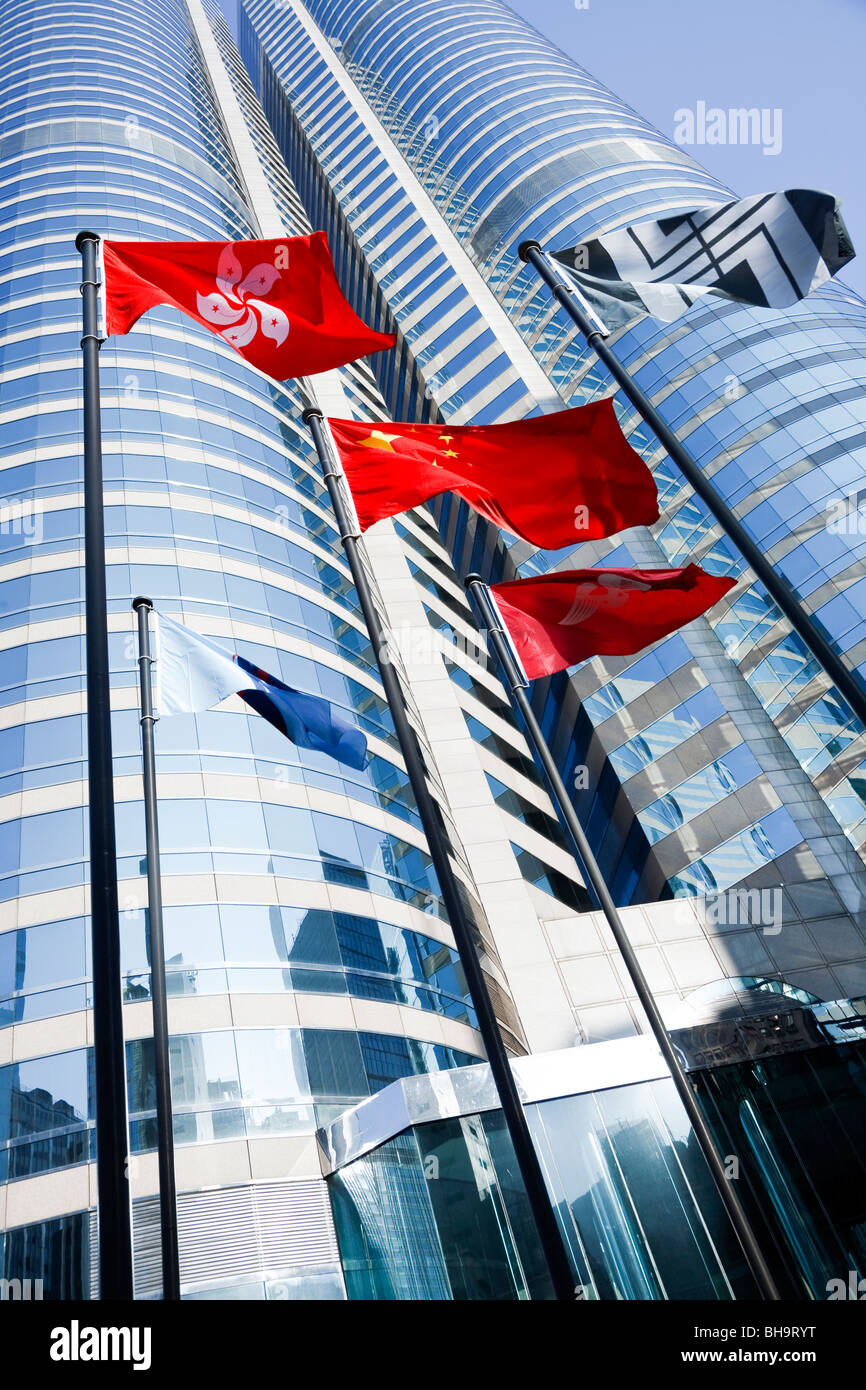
[492,564,736,679]
[102,232,395,379]
[328,399,658,550]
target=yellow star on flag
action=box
[358,430,401,451]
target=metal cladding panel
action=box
[92,1180,340,1298]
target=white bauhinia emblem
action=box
[561,573,652,627]
[196,243,289,350]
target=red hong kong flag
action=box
[491,564,736,679]
[102,232,395,379]
[328,399,658,550]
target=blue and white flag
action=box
[552,189,855,332]
[155,612,368,770]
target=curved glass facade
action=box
[241,0,866,912]
[324,1012,866,1301]
[6,0,866,1303]
[0,0,567,1298]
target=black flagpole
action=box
[302,406,576,1302]
[518,240,866,731]
[132,597,180,1301]
[75,230,135,1300]
[465,574,782,1301]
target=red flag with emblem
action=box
[491,565,736,679]
[328,401,659,549]
[102,232,395,379]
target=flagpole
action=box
[75,230,135,1301]
[464,573,782,1301]
[132,597,180,1302]
[302,406,577,1302]
[518,240,866,731]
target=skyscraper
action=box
[240,0,866,915]
[0,0,590,1298]
[2,0,866,1303]
[233,0,866,1298]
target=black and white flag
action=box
[551,190,854,332]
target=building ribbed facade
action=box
[4,0,866,1303]
[240,0,866,922]
[0,0,590,1297]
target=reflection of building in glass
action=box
[11,1086,82,1140]
[4,0,866,1302]
[242,0,866,909]
[2,0,568,1298]
[322,1007,866,1301]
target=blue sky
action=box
[220,0,238,35]
[222,0,865,295]
[508,0,866,295]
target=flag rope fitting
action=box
[520,241,610,338]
